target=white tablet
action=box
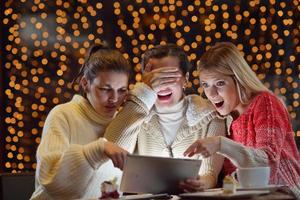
[120,154,201,194]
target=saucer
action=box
[237,184,285,192]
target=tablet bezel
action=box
[120,154,202,194]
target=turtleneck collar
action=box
[72,94,113,126]
[154,98,186,122]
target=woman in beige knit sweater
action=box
[31,44,130,200]
[105,44,226,192]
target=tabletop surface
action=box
[115,187,297,200]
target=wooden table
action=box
[119,188,296,200]
[253,191,296,200]
[173,188,296,200]
[102,187,297,200]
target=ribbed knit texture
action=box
[31,95,122,200]
[155,99,185,146]
[220,92,300,199]
[105,83,226,187]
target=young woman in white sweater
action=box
[105,44,226,192]
[31,44,131,200]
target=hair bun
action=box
[89,41,110,55]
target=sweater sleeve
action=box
[36,107,108,199]
[104,82,157,153]
[199,118,225,186]
[219,136,269,167]
[218,93,289,168]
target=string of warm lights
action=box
[1,0,299,172]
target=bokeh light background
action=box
[1,0,299,172]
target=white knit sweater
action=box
[30,95,122,200]
[105,83,226,186]
[155,99,185,146]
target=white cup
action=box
[233,166,270,188]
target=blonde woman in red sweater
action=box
[184,42,300,198]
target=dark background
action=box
[0,0,299,172]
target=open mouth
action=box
[214,101,224,108]
[157,91,172,101]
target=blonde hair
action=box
[198,42,269,105]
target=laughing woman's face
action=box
[150,56,186,108]
[199,70,244,116]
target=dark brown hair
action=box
[141,44,191,75]
[73,43,131,92]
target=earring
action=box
[183,81,188,90]
[182,84,187,93]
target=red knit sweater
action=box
[223,92,300,187]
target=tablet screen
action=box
[120,154,202,194]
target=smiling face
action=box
[82,70,129,117]
[200,70,246,116]
[151,56,186,108]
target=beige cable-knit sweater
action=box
[105,83,226,186]
[30,95,122,200]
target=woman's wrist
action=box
[200,173,217,189]
[216,136,222,152]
